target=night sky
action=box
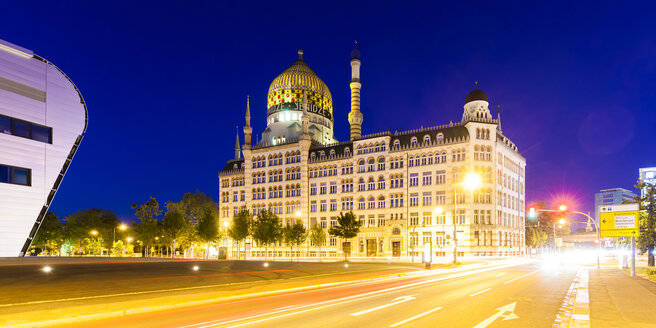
[1,1,654,221]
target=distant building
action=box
[594,188,637,223]
[639,167,656,197]
[219,46,526,259]
[0,39,87,256]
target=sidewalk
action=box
[589,268,656,328]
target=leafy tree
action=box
[252,210,283,261]
[329,211,361,260]
[32,212,63,255]
[637,182,656,267]
[229,208,252,260]
[131,197,162,257]
[309,224,327,262]
[197,207,220,259]
[284,220,308,262]
[529,202,570,250]
[112,240,126,257]
[161,205,186,258]
[525,225,548,254]
[168,191,217,256]
[64,209,119,255]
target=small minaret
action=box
[301,91,310,138]
[497,105,502,132]
[348,41,363,140]
[243,95,252,148]
[234,127,241,160]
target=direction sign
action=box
[599,203,639,237]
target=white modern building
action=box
[0,39,87,257]
[639,167,656,197]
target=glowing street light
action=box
[90,230,98,256]
[453,172,482,264]
[42,266,52,273]
[559,204,567,212]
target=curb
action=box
[569,269,590,328]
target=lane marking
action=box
[180,261,531,328]
[350,295,416,316]
[469,288,492,297]
[494,272,506,277]
[389,306,443,327]
[503,270,540,284]
[472,302,519,328]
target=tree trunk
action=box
[265,244,268,261]
[317,246,321,262]
[297,244,300,262]
[290,245,293,262]
[237,240,241,260]
[273,244,276,262]
[649,246,655,267]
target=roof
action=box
[219,158,244,174]
[465,89,488,104]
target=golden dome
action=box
[267,50,333,114]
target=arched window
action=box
[358,178,365,191]
[329,149,335,157]
[378,176,385,190]
[409,156,414,167]
[410,137,418,147]
[437,133,444,143]
[378,196,385,209]
[421,155,427,166]
[358,197,366,209]
[476,128,480,139]
[441,151,447,163]
[368,196,375,209]
[344,147,351,156]
[393,139,400,149]
[320,151,326,159]
[368,177,375,190]
[423,135,430,144]
[378,157,385,170]
[368,158,375,171]
[358,159,365,172]
[233,163,238,170]
[311,153,316,160]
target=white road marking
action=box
[389,306,443,327]
[494,272,506,277]
[472,302,519,328]
[469,288,492,297]
[350,295,416,316]
[180,261,530,328]
[503,270,539,284]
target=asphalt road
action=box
[61,260,579,328]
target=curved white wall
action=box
[0,39,87,257]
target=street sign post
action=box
[599,203,639,276]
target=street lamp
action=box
[90,230,98,256]
[452,172,481,264]
[125,237,133,256]
[113,224,128,256]
[155,236,159,257]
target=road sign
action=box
[599,204,639,237]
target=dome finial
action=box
[351,40,361,60]
[474,81,478,89]
[297,50,303,60]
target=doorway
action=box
[392,241,401,257]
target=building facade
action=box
[639,167,656,198]
[219,46,526,259]
[594,188,637,224]
[0,39,87,256]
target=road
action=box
[59,259,579,328]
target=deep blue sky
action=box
[2,1,654,221]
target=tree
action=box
[252,210,282,261]
[637,182,656,267]
[309,224,327,262]
[168,191,217,257]
[197,207,220,259]
[32,212,63,256]
[131,197,162,257]
[229,208,252,260]
[64,209,119,255]
[525,225,547,255]
[284,220,308,262]
[329,211,362,260]
[161,205,186,258]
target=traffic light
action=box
[528,207,536,219]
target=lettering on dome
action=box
[267,102,333,121]
[267,89,333,114]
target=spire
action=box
[301,91,309,136]
[234,127,241,160]
[497,105,502,132]
[245,95,251,127]
[297,50,304,60]
[350,40,361,60]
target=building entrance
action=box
[392,241,401,257]
[366,239,377,257]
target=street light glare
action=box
[42,266,52,273]
[90,230,98,236]
[463,172,482,190]
[118,224,128,231]
[559,218,566,225]
[223,221,229,227]
[559,205,567,211]
[295,211,301,217]
[433,207,444,215]
[192,265,199,271]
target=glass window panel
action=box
[0,165,8,183]
[0,116,10,134]
[12,168,29,185]
[31,125,51,143]
[13,120,30,138]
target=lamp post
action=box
[90,230,98,256]
[125,237,133,256]
[453,172,481,264]
[113,224,127,256]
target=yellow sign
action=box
[599,204,639,237]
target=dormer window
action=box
[344,147,351,156]
[410,137,418,147]
[329,149,335,157]
[311,153,316,160]
[393,140,400,148]
[423,135,430,144]
[437,133,444,143]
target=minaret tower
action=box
[234,127,241,160]
[348,41,363,140]
[243,95,252,148]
